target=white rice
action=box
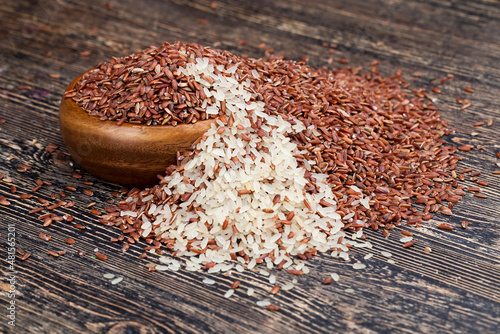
[256,300,271,307]
[224,289,235,298]
[352,263,366,270]
[155,265,169,271]
[111,277,123,285]
[202,278,216,285]
[400,236,413,243]
[259,269,270,277]
[380,251,393,258]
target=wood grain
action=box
[0,0,499,333]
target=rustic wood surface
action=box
[1,0,499,333]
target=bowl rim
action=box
[62,68,216,132]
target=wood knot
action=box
[107,321,153,334]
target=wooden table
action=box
[1,0,499,333]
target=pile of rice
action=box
[96,42,460,274]
[114,56,370,272]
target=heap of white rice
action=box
[123,56,369,272]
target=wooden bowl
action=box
[59,71,215,187]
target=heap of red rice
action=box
[67,42,463,271]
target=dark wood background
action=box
[1,0,499,333]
